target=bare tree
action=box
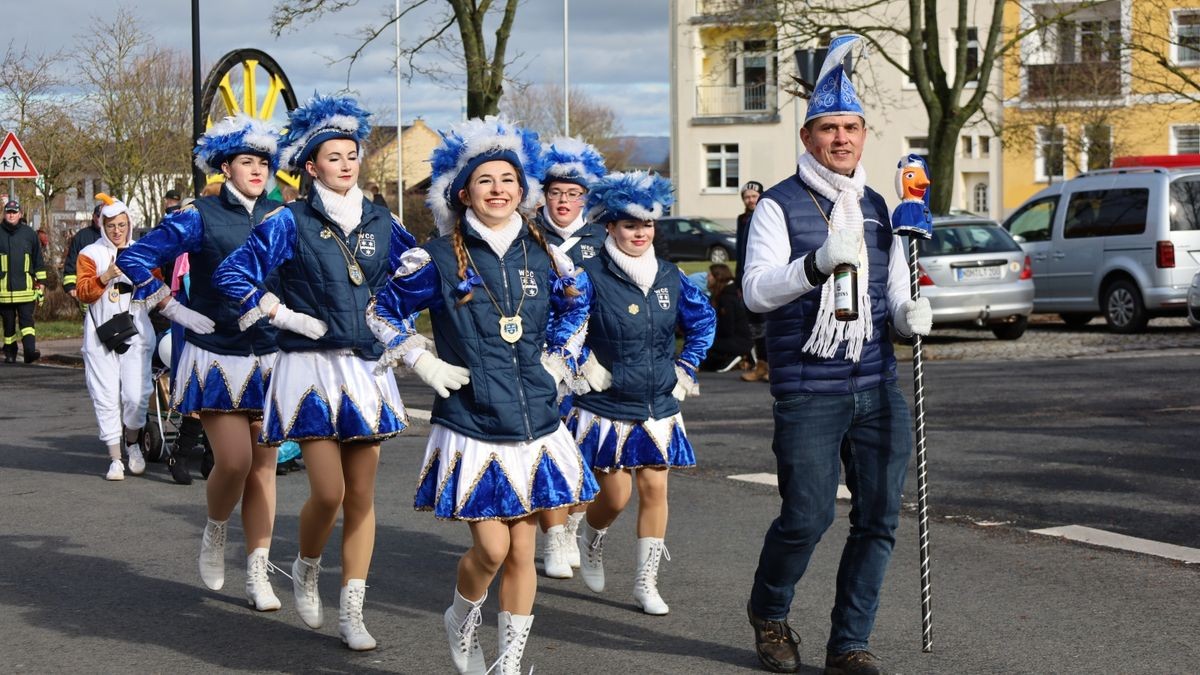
[271,0,521,118]
[773,0,1105,214]
[501,83,633,169]
[75,9,193,227]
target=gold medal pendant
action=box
[108,286,120,303]
[498,315,523,344]
[348,261,365,286]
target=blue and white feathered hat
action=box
[585,171,674,225]
[805,34,866,124]
[541,136,606,190]
[194,114,281,175]
[278,94,371,173]
[427,115,544,235]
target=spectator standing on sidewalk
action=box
[741,35,931,675]
[63,204,103,298]
[1,199,46,363]
[736,180,769,382]
[701,262,751,372]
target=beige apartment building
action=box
[669,0,1005,226]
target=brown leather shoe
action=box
[747,602,800,673]
[824,649,885,675]
[741,360,768,382]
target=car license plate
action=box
[956,266,1003,281]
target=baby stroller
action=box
[144,330,212,475]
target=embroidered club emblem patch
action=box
[359,232,376,257]
[580,244,596,259]
[654,287,671,310]
[519,269,539,297]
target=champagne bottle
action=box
[833,263,858,321]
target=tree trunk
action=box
[926,116,965,215]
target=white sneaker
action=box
[542,526,573,579]
[339,579,376,651]
[292,555,323,629]
[632,537,670,615]
[444,589,486,674]
[565,512,583,568]
[126,443,146,475]
[494,611,534,675]
[199,518,227,590]
[245,548,282,611]
[105,459,125,481]
[578,520,607,593]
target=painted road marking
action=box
[1031,525,1200,564]
[729,473,852,501]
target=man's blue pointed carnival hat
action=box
[585,171,675,225]
[427,115,545,235]
[540,137,607,190]
[805,34,866,124]
[277,94,372,173]
[194,114,281,175]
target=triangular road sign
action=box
[0,132,39,178]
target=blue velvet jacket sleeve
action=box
[117,208,203,306]
[676,269,717,377]
[389,217,418,271]
[365,247,442,360]
[212,207,297,330]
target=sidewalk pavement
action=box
[37,337,84,366]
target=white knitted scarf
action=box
[313,180,364,236]
[224,181,257,215]
[795,151,873,362]
[542,205,585,240]
[604,236,658,296]
[466,209,523,259]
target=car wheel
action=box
[1103,279,1149,334]
[991,316,1028,340]
[708,246,730,263]
[1059,312,1096,328]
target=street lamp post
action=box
[563,0,569,136]
[395,0,404,220]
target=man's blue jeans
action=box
[748,382,912,654]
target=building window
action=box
[972,182,989,214]
[1083,124,1113,170]
[1173,125,1200,154]
[705,144,739,190]
[1036,126,1065,181]
[959,27,980,83]
[961,136,975,158]
[1176,12,1200,64]
[906,136,930,163]
[979,136,991,157]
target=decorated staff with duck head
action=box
[564,170,716,616]
[366,115,595,674]
[212,94,419,652]
[740,34,932,675]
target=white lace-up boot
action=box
[578,520,608,593]
[443,587,486,673]
[198,518,227,590]
[632,537,671,615]
[565,512,584,568]
[542,525,573,579]
[494,611,534,675]
[338,579,376,651]
[245,548,281,611]
[292,555,323,628]
[126,442,146,475]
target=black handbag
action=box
[95,311,138,354]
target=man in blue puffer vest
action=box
[741,35,932,675]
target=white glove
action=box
[814,228,862,275]
[580,358,612,392]
[896,297,933,337]
[413,351,471,399]
[159,299,215,334]
[270,304,328,340]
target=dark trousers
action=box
[0,301,36,356]
[749,382,912,654]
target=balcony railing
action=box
[1026,61,1121,100]
[696,83,777,117]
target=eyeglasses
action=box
[546,189,585,202]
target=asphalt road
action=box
[1,356,1197,673]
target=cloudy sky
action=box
[6,0,670,136]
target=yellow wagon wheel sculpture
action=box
[200,48,300,189]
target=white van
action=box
[1001,166,1200,332]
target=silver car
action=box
[1188,270,1200,328]
[915,217,1035,340]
